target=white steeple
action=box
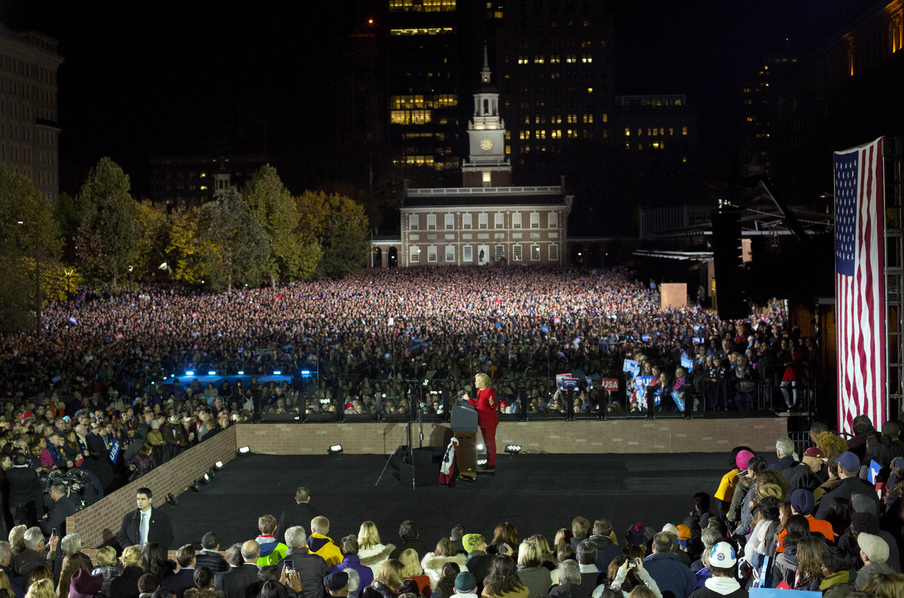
[462,44,511,187]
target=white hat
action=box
[709,542,737,568]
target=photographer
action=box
[600,556,662,598]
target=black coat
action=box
[111,565,145,598]
[118,507,174,551]
[196,551,229,573]
[6,465,42,509]
[277,549,328,598]
[162,567,197,598]
[39,496,77,536]
[276,502,321,543]
[220,563,261,598]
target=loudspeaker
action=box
[398,447,442,487]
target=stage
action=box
[162,451,729,551]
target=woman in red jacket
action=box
[470,373,499,469]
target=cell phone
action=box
[284,563,294,574]
[51,528,59,537]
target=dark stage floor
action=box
[162,452,728,550]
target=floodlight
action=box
[208,371,216,375]
[214,461,224,469]
[185,370,194,376]
[477,443,485,451]
[505,445,523,454]
[238,370,245,375]
[273,370,282,375]
[238,446,251,455]
[327,444,344,455]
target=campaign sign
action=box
[599,378,619,391]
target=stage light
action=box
[273,370,282,375]
[505,445,522,454]
[185,370,195,376]
[191,481,200,492]
[201,472,211,484]
[208,370,216,375]
[327,444,344,455]
[166,493,178,507]
[238,370,245,375]
[214,461,224,469]
[301,370,311,376]
[478,458,488,465]
[477,443,485,451]
[238,446,251,455]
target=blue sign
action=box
[109,439,121,464]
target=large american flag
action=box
[835,137,886,436]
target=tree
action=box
[296,191,369,279]
[75,158,139,288]
[243,165,302,284]
[198,189,269,291]
[133,199,171,281]
[166,207,208,285]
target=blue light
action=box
[185,370,194,376]
[300,370,311,376]
[208,371,216,375]
[273,370,282,375]
[238,370,245,375]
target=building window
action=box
[463,245,473,262]
[445,214,454,229]
[462,214,472,229]
[495,245,505,260]
[479,213,488,229]
[495,213,504,229]
[446,245,455,262]
[409,214,419,230]
[512,213,522,229]
[548,212,558,229]
[410,247,420,263]
[427,214,436,230]
[530,213,540,229]
[549,244,559,261]
[427,246,438,262]
[531,245,540,261]
[682,126,688,136]
[513,245,522,261]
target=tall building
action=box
[386,0,482,178]
[0,20,63,202]
[614,95,697,153]
[461,47,511,187]
[495,0,614,172]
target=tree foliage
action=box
[75,157,139,288]
[243,165,302,284]
[198,189,270,291]
[296,191,369,279]
[0,165,63,258]
[133,199,171,281]
[165,207,207,285]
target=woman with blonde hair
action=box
[421,539,465,588]
[364,559,404,598]
[515,541,550,598]
[56,554,88,598]
[111,546,144,598]
[526,535,556,571]
[399,549,430,595]
[469,373,499,470]
[25,580,55,598]
[0,571,14,598]
[358,522,395,572]
[91,546,123,596]
[862,572,904,598]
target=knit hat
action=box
[20,411,33,425]
[851,493,879,515]
[462,533,484,553]
[736,450,755,470]
[790,489,815,516]
[626,522,645,546]
[858,533,889,564]
[455,572,477,593]
[709,542,737,568]
[324,572,348,592]
[676,525,691,541]
[70,569,104,598]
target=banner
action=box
[109,439,121,464]
[599,378,619,391]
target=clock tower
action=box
[462,46,511,187]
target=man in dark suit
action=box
[277,526,328,598]
[117,487,174,551]
[220,540,261,598]
[276,487,320,543]
[161,545,197,598]
[196,532,229,572]
[39,482,76,537]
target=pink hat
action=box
[736,450,755,470]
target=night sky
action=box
[1,0,877,197]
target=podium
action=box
[451,403,478,480]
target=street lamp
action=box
[128,265,133,293]
[64,268,73,299]
[17,220,40,332]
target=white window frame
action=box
[408,214,419,230]
[513,244,522,261]
[531,245,540,261]
[444,214,454,230]
[512,213,522,229]
[445,245,455,262]
[410,246,420,263]
[548,212,558,229]
[427,246,438,262]
[462,214,472,229]
[549,244,559,262]
[530,212,540,229]
[495,245,505,260]
[427,214,437,230]
[463,245,473,262]
[478,213,488,229]
[494,213,504,229]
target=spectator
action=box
[256,516,288,567]
[24,579,54,598]
[362,560,404,598]
[602,556,661,598]
[277,526,327,598]
[771,516,808,587]
[219,541,260,598]
[820,547,857,598]
[420,540,462,589]
[357,523,395,574]
[138,573,160,598]
[308,518,342,568]
[196,534,228,573]
[463,535,493,592]
[11,527,51,588]
[515,541,550,598]
[483,556,528,598]
[111,546,145,598]
[815,453,880,520]
[641,534,696,598]
[861,572,904,598]
[430,563,460,598]
[688,543,744,598]
[583,521,621,574]
[791,536,825,591]
[332,536,374,593]
[91,547,122,597]
[398,550,430,597]
[52,535,93,586]
[390,522,429,562]
[69,569,103,598]
[855,533,894,590]
[161,546,197,598]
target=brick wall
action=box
[68,427,238,549]
[235,418,787,455]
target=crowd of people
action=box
[0,267,814,420]
[3,413,904,598]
